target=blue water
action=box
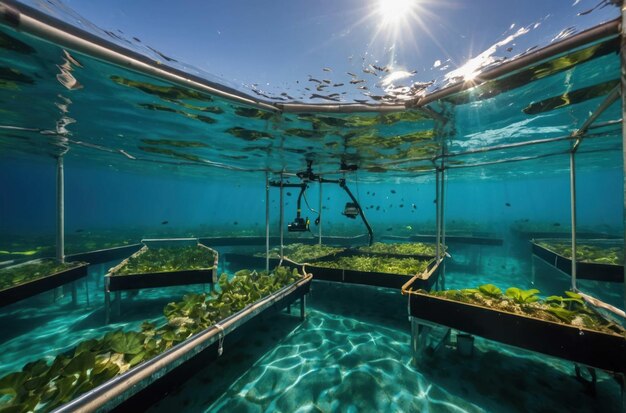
[0,7,624,413]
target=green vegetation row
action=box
[0,267,302,413]
[256,243,345,263]
[315,255,430,275]
[357,242,437,256]
[538,242,623,266]
[0,260,78,291]
[112,246,216,276]
[427,284,624,335]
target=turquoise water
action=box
[1,3,625,413]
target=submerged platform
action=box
[403,285,626,374]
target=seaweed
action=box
[0,267,302,412]
[111,246,215,276]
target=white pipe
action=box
[56,155,65,263]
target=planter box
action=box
[532,239,623,283]
[52,274,312,413]
[306,257,442,290]
[405,289,626,373]
[106,241,218,292]
[0,260,88,307]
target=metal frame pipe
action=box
[56,155,65,263]
[265,171,270,273]
[410,18,620,108]
[621,1,626,313]
[570,149,578,290]
[318,183,323,245]
[279,173,284,258]
[435,169,441,260]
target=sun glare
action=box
[378,0,414,25]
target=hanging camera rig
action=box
[269,160,373,246]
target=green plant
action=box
[257,244,345,263]
[0,266,302,413]
[478,284,502,298]
[505,288,540,304]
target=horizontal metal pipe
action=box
[278,102,406,113]
[572,85,621,137]
[411,18,621,108]
[0,1,278,112]
[54,274,312,413]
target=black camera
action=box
[288,217,310,232]
[342,202,360,219]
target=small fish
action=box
[161,221,169,225]
[505,202,511,207]
[347,72,357,77]
[333,83,344,87]
[75,229,84,233]
[386,227,393,231]
[372,192,376,196]
[390,190,396,194]
[553,222,561,227]
[327,197,330,200]
[349,79,365,84]
[406,225,412,230]
[412,204,417,209]
[367,191,370,195]
[370,205,374,209]
[322,206,328,210]
[308,77,322,84]
[323,67,332,72]
[286,192,292,196]
[376,206,380,211]
[233,221,238,225]
[399,204,404,208]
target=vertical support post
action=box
[56,155,65,263]
[440,164,446,290]
[318,184,323,246]
[265,171,270,273]
[570,150,577,290]
[300,295,306,320]
[435,169,441,260]
[621,2,626,316]
[279,173,284,258]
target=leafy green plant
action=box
[505,288,540,304]
[478,284,502,298]
[111,246,215,276]
[0,266,302,413]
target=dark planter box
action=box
[106,243,218,292]
[0,261,89,307]
[406,290,626,373]
[67,243,142,265]
[306,258,441,290]
[532,240,623,283]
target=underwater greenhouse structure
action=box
[1,0,626,412]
